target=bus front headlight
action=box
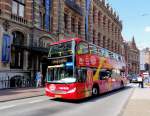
[67,88,76,93]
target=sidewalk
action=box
[0,87,45,102]
[121,86,150,116]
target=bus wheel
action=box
[92,86,99,97]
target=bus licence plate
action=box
[55,95,62,98]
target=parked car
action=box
[127,74,138,83]
[131,76,138,83]
[127,75,132,82]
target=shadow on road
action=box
[50,86,133,104]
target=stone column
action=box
[89,3,93,43]
[25,0,33,24]
[100,34,103,47]
[103,36,106,48]
[23,51,29,70]
[111,23,114,38]
[97,33,101,46]
[93,9,98,45]
[67,12,71,34]
[109,22,112,36]
[100,14,103,31]
[116,28,118,42]
[118,44,121,54]
[81,0,85,40]
[94,9,98,29]
[98,11,102,29]
[118,30,121,42]
[58,0,64,40]
[36,56,39,71]
[114,27,117,41]
[107,20,110,33]
[105,18,108,33]
[75,17,78,36]
[1,0,11,19]
[107,38,110,50]
[94,31,98,45]
[33,0,40,28]
[23,33,30,70]
[111,40,114,52]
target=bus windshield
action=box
[48,41,73,58]
[46,64,76,83]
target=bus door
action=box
[86,68,93,91]
[99,70,111,93]
[76,68,92,97]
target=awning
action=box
[12,44,49,53]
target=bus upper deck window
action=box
[77,42,89,54]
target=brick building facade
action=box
[124,37,140,75]
[0,0,125,88]
[140,48,150,72]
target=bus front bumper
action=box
[45,87,85,100]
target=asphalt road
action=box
[0,87,133,116]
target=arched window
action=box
[107,38,110,50]
[71,17,75,32]
[98,11,102,27]
[103,36,106,48]
[103,16,106,29]
[93,30,95,44]
[98,33,101,46]
[108,20,110,32]
[64,13,68,31]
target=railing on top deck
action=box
[11,14,28,25]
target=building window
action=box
[71,17,75,32]
[112,23,114,33]
[42,0,46,7]
[98,12,101,27]
[98,33,101,46]
[103,16,106,29]
[103,36,106,48]
[108,20,110,32]
[43,13,46,29]
[64,13,68,31]
[40,0,52,31]
[50,16,53,31]
[107,38,110,50]
[12,0,25,17]
[11,31,24,69]
[93,30,95,44]
[78,21,81,35]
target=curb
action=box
[118,88,135,116]
[0,94,45,103]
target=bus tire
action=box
[92,85,99,97]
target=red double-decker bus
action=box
[45,38,127,100]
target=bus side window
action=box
[89,45,97,54]
[76,42,89,54]
[99,70,110,80]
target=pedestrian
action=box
[137,74,144,88]
[35,71,42,88]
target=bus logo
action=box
[49,84,56,91]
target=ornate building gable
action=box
[128,36,139,52]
